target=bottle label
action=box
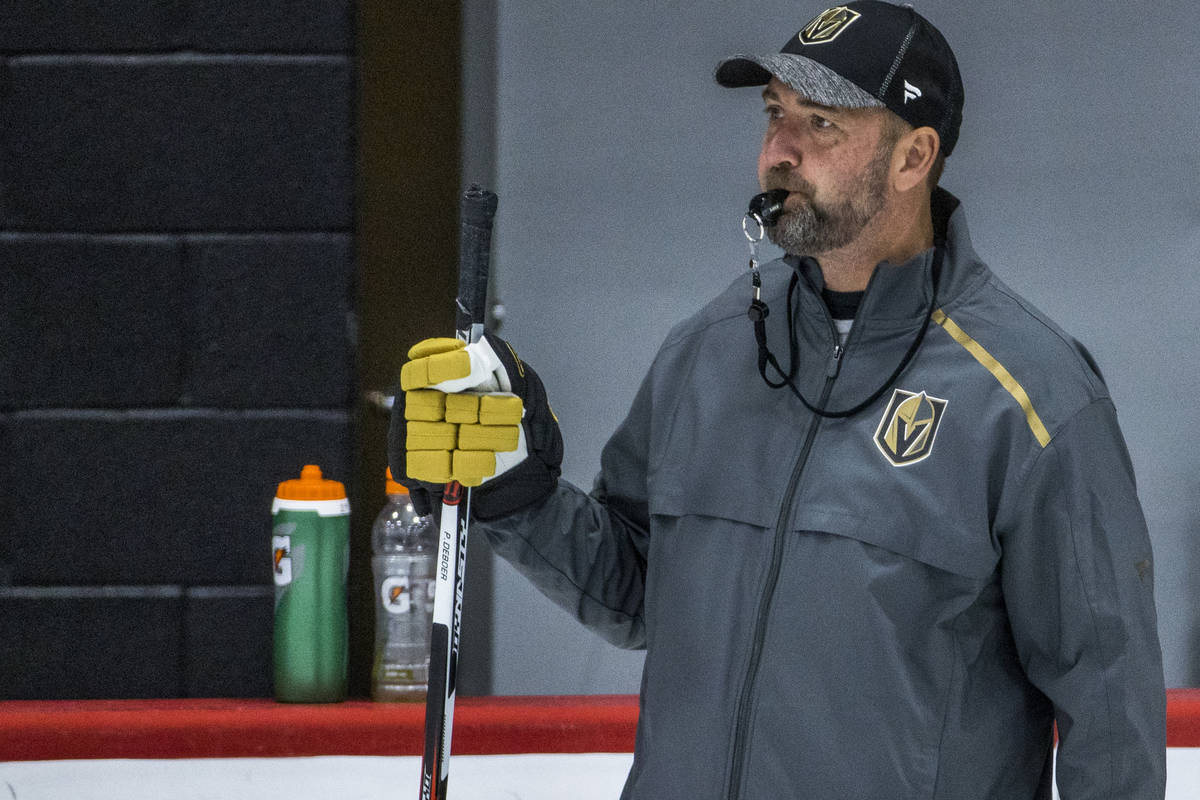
[273,532,293,586]
[380,575,435,614]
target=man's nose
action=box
[760,128,801,171]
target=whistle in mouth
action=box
[747,189,789,227]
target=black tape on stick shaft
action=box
[457,185,498,338]
[421,623,450,798]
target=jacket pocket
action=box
[791,504,998,581]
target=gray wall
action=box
[472,1,1200,693]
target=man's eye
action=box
[763,106,782,120]
[812,115,833,129]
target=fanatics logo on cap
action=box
[874,389,948,466]
[798,6,862,45]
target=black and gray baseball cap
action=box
[715,1,964,155]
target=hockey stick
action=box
[420,184,498,800]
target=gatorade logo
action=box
[382,576,435,614]
[382,576,411,614]
[272,534,293,586]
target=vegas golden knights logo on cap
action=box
[874,389,948,466]
[799,6,862,45]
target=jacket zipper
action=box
[726,331,844,800]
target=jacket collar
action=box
[784,188,988,325]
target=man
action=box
[391,2,1166,797]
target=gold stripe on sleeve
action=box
[931,309,1052,447]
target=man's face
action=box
[757,77,897,256]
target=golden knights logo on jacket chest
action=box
[874,389,948,466]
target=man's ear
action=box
[893,126,940,193]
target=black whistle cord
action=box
[751,244,944,419]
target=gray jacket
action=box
[478,190,1166,799]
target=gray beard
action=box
[765,146,891,256]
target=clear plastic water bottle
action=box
[371,468,437,701]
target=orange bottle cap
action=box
[385,467,409,497]
[276,464,347,501]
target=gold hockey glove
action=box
[388,333,562,520]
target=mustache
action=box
[762,167,815,197]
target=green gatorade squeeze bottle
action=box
[272,464,350,702]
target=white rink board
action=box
[1,751,1196,799]
[0,754,630,800]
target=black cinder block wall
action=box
[0,3,355,698]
